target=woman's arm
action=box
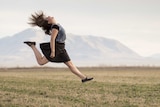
[50,29,58,58]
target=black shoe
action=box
[24,41,36,46]
[82,77,93,83]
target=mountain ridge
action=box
[0,28,159,67]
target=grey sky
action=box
[0,0,160,56]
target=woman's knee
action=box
[37,57,48,65]
[38,61,45,66]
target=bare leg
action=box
[64,61,86,79]
[30,45,49,65]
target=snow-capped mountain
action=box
[0,28,159,67]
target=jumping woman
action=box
[24,11,93,83]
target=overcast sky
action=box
[0,0,160,57]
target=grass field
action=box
[0,67,160,107]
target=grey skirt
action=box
[40,42,70,63]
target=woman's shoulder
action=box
[51,24,60,30]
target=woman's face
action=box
[46,16,56,24]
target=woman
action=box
[24,11,93,83]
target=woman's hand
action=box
[50,51,55,58]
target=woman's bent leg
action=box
[30,45,49,65]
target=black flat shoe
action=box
[24,41,36,46]
[82,77,93,83]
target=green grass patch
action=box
[0,67,160,107]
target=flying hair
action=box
[28,11,52,35]
[28,11,46,27]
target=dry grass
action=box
[0,67,160,107]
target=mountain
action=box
[0,28,159,67]
[65,34,142,65]
[149,53,160,59]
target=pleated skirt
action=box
[40,42,70,63]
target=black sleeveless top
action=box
[50,24,66,43]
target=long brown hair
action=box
[28,11,52,35]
